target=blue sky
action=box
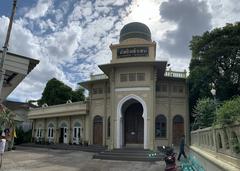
[0,0,239,102]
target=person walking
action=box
[0,129,10,168]
[177,135,187,161]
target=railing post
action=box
[213,127,218,152]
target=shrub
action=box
[15,127,32,144]
[193,98,217,129]
[216,96,240,125]
[15,127,24,144]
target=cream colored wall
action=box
[155,79,188,148]
[115,66,152,88]
[33,115,86,144]
[89,80,109,145]
[111,65,156,149]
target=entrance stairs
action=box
[93,148,165,162]
[20,143,106,153]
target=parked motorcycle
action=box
[158,146,177,171]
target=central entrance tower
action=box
[97,22,168,150]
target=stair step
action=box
[93,148,164,162]
[93,154,162,162]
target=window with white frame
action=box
[36,128,42,138]
[73,122,81,139]
[48,123,54,138]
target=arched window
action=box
[218,133,223,149]
[155,114,167,138]
[74,122,81,127]
[48,123,54,138]
[94,116,103,123]
[60,122,67,128]
[107,117,110,137]
[36,123,43,138]
[73,122,81,140]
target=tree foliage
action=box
[216,96,240,125]
[38,78,85,106]
[0,106,15,128]
[192,98,216,129]
[71,87,85,102]
[188,23,240,120]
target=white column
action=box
[143,116,148,149]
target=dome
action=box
[120,22,151,42]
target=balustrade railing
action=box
[191,123,240,159]
[90,74,108,80]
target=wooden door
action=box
[172,115,184,145]
[125,103,143,144]
[93,116,103,145]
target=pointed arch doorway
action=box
[116,94,148,149]
[124,101,144,145]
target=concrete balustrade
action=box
[190,123,240,170]
[191,123,240,158]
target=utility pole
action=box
[0,0,17,103]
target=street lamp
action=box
[210,83,216,100]
[210,83,216,122]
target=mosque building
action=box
[28,22,189,150]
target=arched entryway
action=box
[117,94,148,149]
[172,115,184,145]
[59,122,68,144]
[123,100,144,145]
[93,115,103,145]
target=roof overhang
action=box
[0,104,24,122]
[79,78,108,90]
[28,102,88,119]
[99,61,168,79]
[0,51,39,101]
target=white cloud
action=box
[0,15,77,101]
[1,0,240,102]
[42,21,82,64]
[208,0,240,27]
[25,0,53,19]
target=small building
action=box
[28,22,189,150]
[3,100,37,132]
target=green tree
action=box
[0,106,15,129]
[216,96,240,125]
[188,22,240,121]
[71,86,85,102]
[38,78,85,106]
[192,98,216,130]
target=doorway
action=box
[59,122,68,144]
[123,100,144,146]
[172,115,184,145]
[93,115,103,145]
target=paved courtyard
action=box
[1,146,165,171]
